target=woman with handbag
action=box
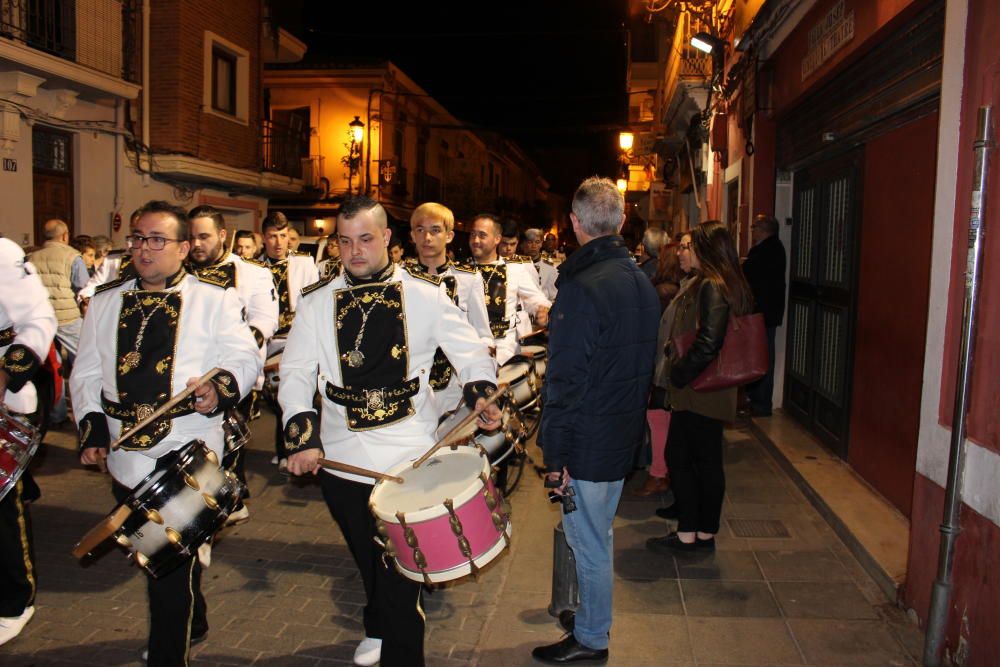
[647,220,754,553]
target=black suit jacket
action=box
[742,235,786,327]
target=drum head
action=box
[498,360,531,384]
[520,344,547,358]
[370,448,488,524]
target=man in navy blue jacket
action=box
[532,177,660,665]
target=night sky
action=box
[291,1,630,197]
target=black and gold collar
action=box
[139,266,187,291]
[344,261,395,287]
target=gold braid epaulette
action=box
[301,274,334,297]
[242,257,267,268]
[401,263,442,286]
[451,262,478,274]
[94,275,131,295]
[507,254,532,263]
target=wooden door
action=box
[32,127,73,244]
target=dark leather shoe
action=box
[558,609,575,632]
[646,532,698,554]
[532,634,608,664]
[696,536,716,551]
[655,504,678,520]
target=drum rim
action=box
[369,448,492,524]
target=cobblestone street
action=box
[4,413,923,666]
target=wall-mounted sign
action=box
[2,158,16,172]
[801,0,855,82]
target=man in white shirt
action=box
[260,212,319,470]
[72,200,260,665]
[521,228,559,301]
[467,214,551,365]
[408,202,493,415]
[280,196,500,667]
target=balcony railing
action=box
[260,119,309,179]
[0,0,141,83]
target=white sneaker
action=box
[353,636,382,666]
[278,458,288,473]
[224,505,250,526]
[0,606,34,646]
[198,542,212,568]
[270,455,279,465]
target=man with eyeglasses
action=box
[260,211,319,471]
[70,200,261,666]
[188,205,278,524]
[742,214,786,417]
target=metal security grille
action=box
[816,306,845,401]
[33,129,71,172]
[824,176,850,285]
[795,187,815,280]
[728,519,791,539]
[790,299,811,380]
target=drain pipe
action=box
[923,105,994,667]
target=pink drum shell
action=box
[370,449,511,582]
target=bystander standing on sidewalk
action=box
[741,214,786,417]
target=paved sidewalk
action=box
[4,414,922,666]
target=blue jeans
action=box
[561,478,624,650]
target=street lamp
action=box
[616,177,628,193]
[347,115,365,196]
[618,131,635,152]
[690,31,725,54]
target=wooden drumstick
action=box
[71,504,132,559]
[110,367,222,450]
[317,458,404,484]
[412,383,508,469]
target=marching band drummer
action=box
[407,202,493,417]
[0,238,57,646]
[466,214,551,365]
[70,201,261,666]
[279,196,501,667]
[187,205,279,524]
[259,211,319,471]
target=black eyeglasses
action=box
[126,235,183,251]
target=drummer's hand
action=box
[476,398,503,431]
[80,447,108,468]
[534,307,550,328]
[288,449,321,476]
[188,377,219,414]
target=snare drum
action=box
[0,407,41,502]
[434,403,527,464]
[520,344,547,379]
[222,408,250,455]
[263,351,282,401]
[370,447,512,584]
[498,359,539,409]
[110,439,243,577]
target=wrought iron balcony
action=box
[0,0,141,83]
[260,118,310,179]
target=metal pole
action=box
[923,106,993,667]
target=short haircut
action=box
[135,200,190,240]
[73,238,96,253]
[338,195,388,230]
[188,205,226,231]
[754,214,780,235]
[472,213,502,235]
[410,202,455,232]
[500,219,519,239]
[389,237,404,250]
[234,230,255,243]
[326,233,338,241]
[522,228,544,241]
[92,235,112,253]
[43,219,68,240]
[642,227,668,259]
[262,211,288,233]
[571,176,624,237]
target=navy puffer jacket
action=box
[540,235,660,482]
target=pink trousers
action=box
[647,409,671,479]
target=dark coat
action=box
[540,235,660,482]
[742,234,786,327]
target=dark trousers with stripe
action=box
[666,410,726,534]
[320,473,425,667]
[0,475,37,617]
[113,483,207,666]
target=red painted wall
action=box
[770,0,925,115]
[938,0,1000,454]
[906,473,1000,666]
[847,112,938,517]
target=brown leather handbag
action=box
[671,312,768,391]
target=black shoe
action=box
[532,634,608,664]
[141,632,206,662]
[696,536,716,551]
[558,609,575,632]
[655,505,678,520]
[749,405,773,417]
[646,532,698,555]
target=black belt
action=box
[324,377,420,411]
[101,395,196,423]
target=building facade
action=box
[0,0,305,248]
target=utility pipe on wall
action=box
[923,105,994,667]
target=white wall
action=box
[0,118,34,246]
[772,171,794,405]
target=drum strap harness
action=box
[324,377,420,430]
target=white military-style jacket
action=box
[78,250,127,301]
[278,262,496,484]
[533,256,559,302]
[0,239,57,415]
[70,271,261,488]
[470,256,551,365]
